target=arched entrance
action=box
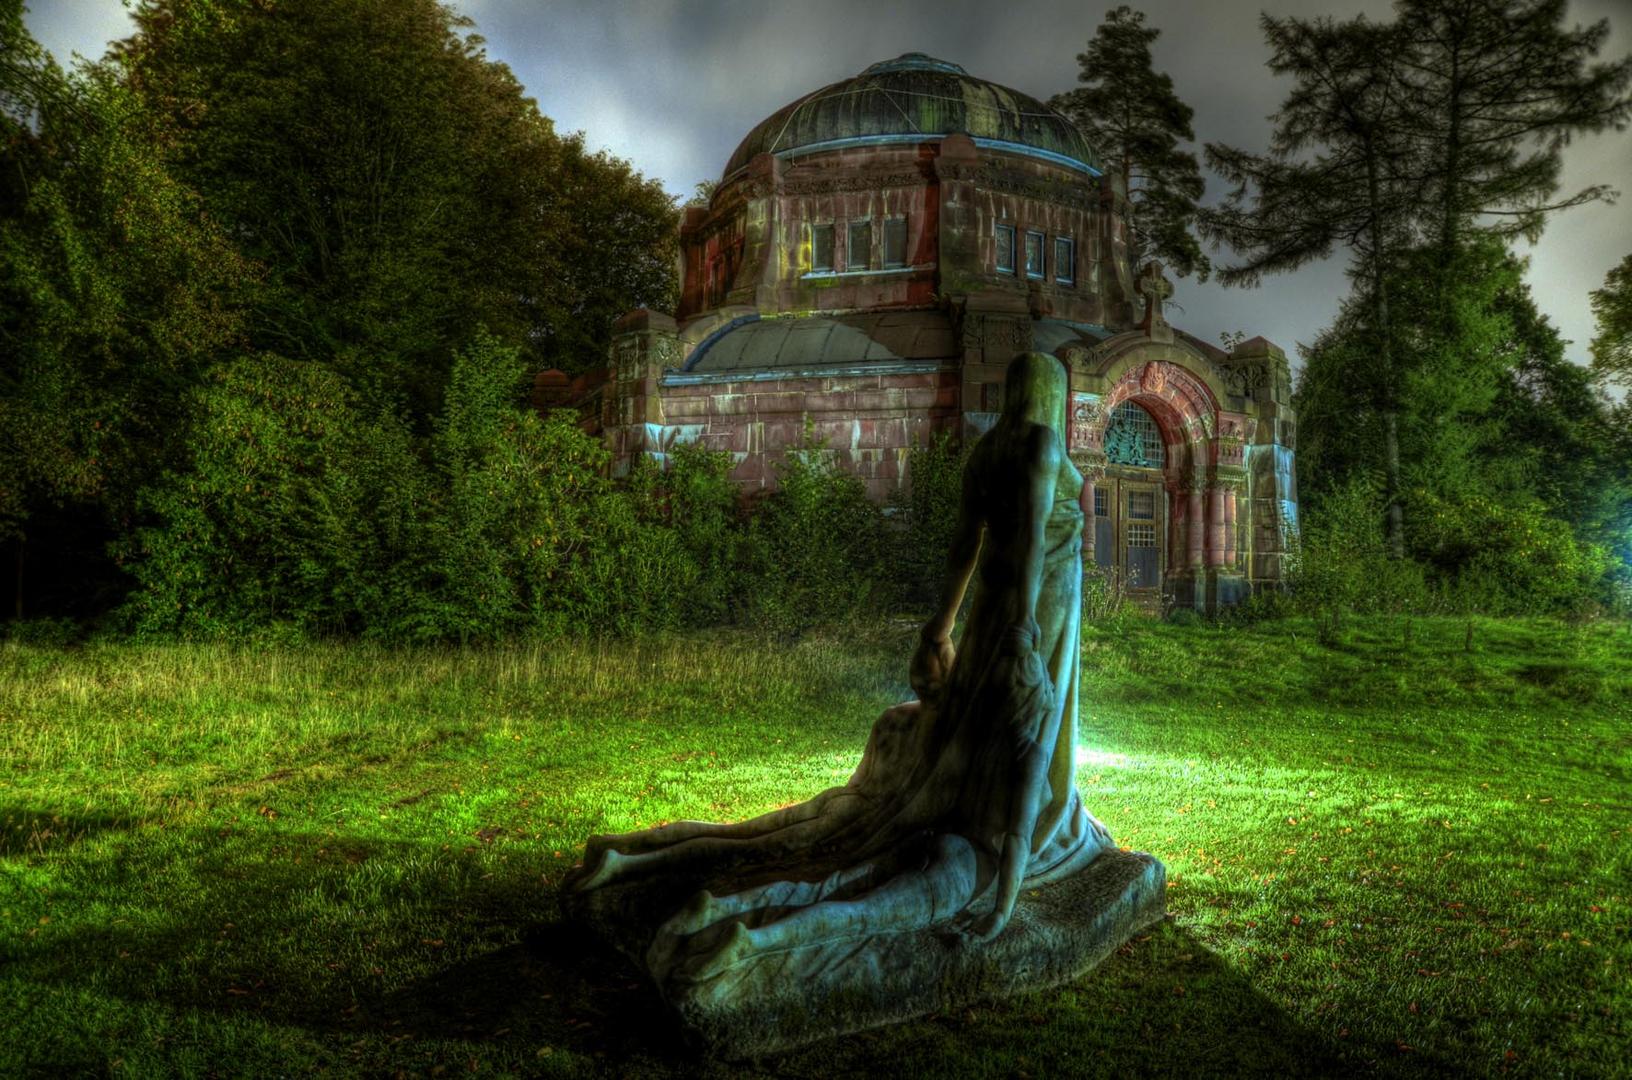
[1071,356,1223,610]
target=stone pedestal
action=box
[565,849,1166,1060]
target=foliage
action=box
[116,352,423,638]
[1288,478,1428,641]
[0,3,250,614]
[1202,12,1420,556]
[113,0,677,396]
[1049,5,1209,279]
[1409,489,1613,616]
[1589,252,1632,388]
[890,430,967,608]
[1394,0,1632,255]
[740,434,889,635]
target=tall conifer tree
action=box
[1201,15,1420,556]
[1050,5,1209,279]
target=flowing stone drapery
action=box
[563,353,1163,1054]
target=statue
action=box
[564,354,1164,1056]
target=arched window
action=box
[1103,401,1165,468]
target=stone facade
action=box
[545,53,1297,610]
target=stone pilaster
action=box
[604,309,684,477]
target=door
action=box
[1122,484,1161,592]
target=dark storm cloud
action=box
[25,0,1632,375]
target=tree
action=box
[1590,253,1632,388]
[1394,0,1632,259]
[113,0,677,399]
[1049,5,1209,279]
[1201,15,1421,556]
[1,1,250,619]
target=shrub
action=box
[739,437,888,634]
[1409,489,1611,616]
[890,430,966,608]
[1290,478,1428,640]
[119,353,424,638]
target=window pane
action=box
[884,217,908,268]
[1104,401,1166,468]
[812,224,834,272]
[1054,237,1074,283]
[1093,487,1107,516]
[1127,490,1155,520]
[995,224,1015,273]
[1025,231,1045,278]
[848,220,872,271]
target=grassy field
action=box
[1,615,1629,1078]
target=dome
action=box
[721,53,1100,181]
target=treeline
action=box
[1186,0,1632,617]
[1,0,682,632]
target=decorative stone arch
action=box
[1067,338,1237,609]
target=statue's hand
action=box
[910,628,955,702]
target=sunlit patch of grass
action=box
[0,616,1628,1077]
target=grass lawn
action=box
[1,615,1628,1078]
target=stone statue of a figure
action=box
[564,355,1152,1051]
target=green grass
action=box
[1,616,1628,1078]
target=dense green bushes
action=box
[1282,477,1617,633]
[115,336,920,642]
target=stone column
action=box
[1166,485,1184,573]
[1223,484,1238,569]
[1206,485,1227,568]
[1186,482,1205,570]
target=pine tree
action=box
[1395,0,1632,257]
[1049,5,1209,280]
[1200,15,1421,556]
[1589,254,1632,389]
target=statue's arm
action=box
[921,460,984,645]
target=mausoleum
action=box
[558,53,1297,611]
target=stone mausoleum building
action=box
[549,53,1297,611]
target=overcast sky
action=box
[25,0,1632,378]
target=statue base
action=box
[565,848,1166,1059]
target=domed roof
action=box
[721,53,1100,180]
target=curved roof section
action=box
[722,53,1100,180]
[677,311,957,377]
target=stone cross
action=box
[1136,261,1174,343]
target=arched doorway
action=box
[1092,400,1169,599]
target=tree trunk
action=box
[13,536,22,622]
[1366,154,1407,560]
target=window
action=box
[883,217,908,269]
[1054,236,1075,284]
[1024,230,1045,279]
[812,224,834,272]
[995,223,1016,274]
[848,220,872,272]
[981,381,1004,413]
[1103,401,1166,468]
[1093,488,1107,517]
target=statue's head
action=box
[1001,352,1068,441]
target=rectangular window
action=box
[1054,236,1074,284]
[883,217,908,268]
[848,220,872,272]
[981,381,1004,413]
[812,224,834,272]
[1024,230,1045,279]
[995,223,1016,274]
[1093,488,1107,517]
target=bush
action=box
[740,437,888,635]
[1409,490,1611,616]
[119,353,424,638]
[1290,478,1428,640]
[891,430,966,608]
